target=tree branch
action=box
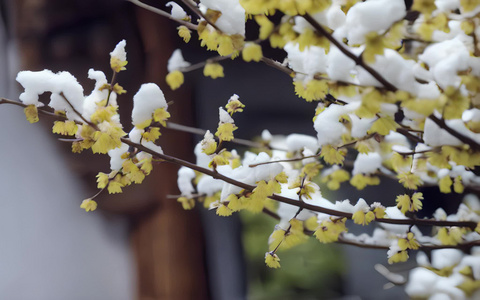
[302,14,398,92]
[127,0,198,30]
[428,114,480,151]
[120,137,478,230]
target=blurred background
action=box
[0,0,411,299]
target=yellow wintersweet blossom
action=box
[255,15,274,40]
[294,79,329,102]
[107,174,125,194]
[398,172,422,190]
[439,176,453,193]
[372,203,386,219]
[166,70,184,90]
[322,168,350,190]
[412,0,436,16]
[426,151,451,169]
[363,32,386,63]
[368,116,397,135]
[216,203,233,216]
[52,120,78,136]
[177,25,191,43]
[398,232,420,250]
[203,63,224,79]
[225,98,245,115]
[454,176,464,194]
[437,227,464,245]
[24,104,39,123]
[96,172,110,189]
[416,13,449,41]
[91,126,125,154]
[349,174,380,190]
[460,0,478,12]
[265,252,281,269]
[245,181,270,213]
[314,217,347,243]
[242,43,263,62]
[90,106,117,124]
[269,219,308,251]
[177,197,195,210]
[352,210,375,226]
[201,138,217,156]
[110,57,128,73]
[320,145,346,165]
[388,249,408,264]
[139,157,153,175]
[226,194,244,212]
[215,123,238,141]
[80,199,98,212]
[153,108,170,127]
[122,159,146,184]
[142,127,161,142]
[396,192,423,214]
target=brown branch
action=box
[120,137,478,230]
[179,54,232,73]
[302,14,398,92]
[165,121,280,149]
[248,154,319,167]
[260,57,294,76]
[428,114,480,151]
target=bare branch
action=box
[302,14,398,92]
[127,0,198,30]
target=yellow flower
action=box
[52,121,78,136]
[254,15,274,40]
[265,252,281,269]
[388,249,408,264]
[439,176,453,193]
[110,58,127,73]
[396,192,423,214]
[314,218,347,243]
[320,145,346,165]
[203,63,224,79]
[242,43,263,62]
[142,127,161,142]
[363,32,386,63]
[96,172,110,189]
[215,123,237,141]
[153,108,170,127]
[398,232,420,250]
[398,172,422,190]
[216,204,233,216]
[225,97,245,115]
[80,199,98,212]
[352,210,375,226]
[177,197,195,210]
[24,105,39,123]
[437,227,464,245]
[166,70,184,90]
[368,116,397,136]
[350,174,380,190]
[294,80,329,102]
[177,25,191,43]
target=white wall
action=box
[0,8,135,300]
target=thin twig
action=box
[180,0,221,32]
[127,0,198,30]
[302,14,398,92]
[429,114,480,151]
